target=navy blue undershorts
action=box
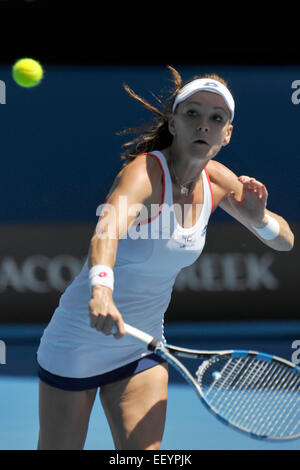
[37,353,166,391]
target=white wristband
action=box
[89,264,114,291]
[251,214,280,240]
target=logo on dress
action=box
[179,235,194,248]
[98,272,108,277]
[201,224,208,236]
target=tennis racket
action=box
[112,322,300,441]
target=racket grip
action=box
[112,322,157,350]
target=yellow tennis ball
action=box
[12,58,44,88]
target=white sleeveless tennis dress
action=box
[37,151,214,381]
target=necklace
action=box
[170,162,198,196]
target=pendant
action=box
[180,186,189,196]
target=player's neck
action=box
[163,146,208,188]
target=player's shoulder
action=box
[118,153,163,185]
[206,159,238,191]
[105,153,163,202]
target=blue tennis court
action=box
[1,321,299,450]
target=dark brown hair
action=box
[118,66,230,166]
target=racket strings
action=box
[232,361,300,437]
[199,355,300,438]
[226,361,290,430]
[235,362,298,435]
[207,357,272,428]
[258,371,300,436]
[212,358,271,423]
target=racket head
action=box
[196,350,300,441]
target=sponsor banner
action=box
[0,222,298,323]
[171,222,299,321]
[0,224,93,323]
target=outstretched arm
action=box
[88,154,163,337]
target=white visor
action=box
[172,78,235,122]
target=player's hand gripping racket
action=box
[112,322,300,441]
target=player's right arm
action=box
[88,154,162,338]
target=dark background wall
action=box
[1,64,299,224]
[0,1,298,323]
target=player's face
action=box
[169,91,233,160]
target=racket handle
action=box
[112,322,157,350]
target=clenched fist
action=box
[88,286,125,339]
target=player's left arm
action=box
[211,163,294,251]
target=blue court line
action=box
[1,320,300,341]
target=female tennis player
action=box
[37,67,294,450]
